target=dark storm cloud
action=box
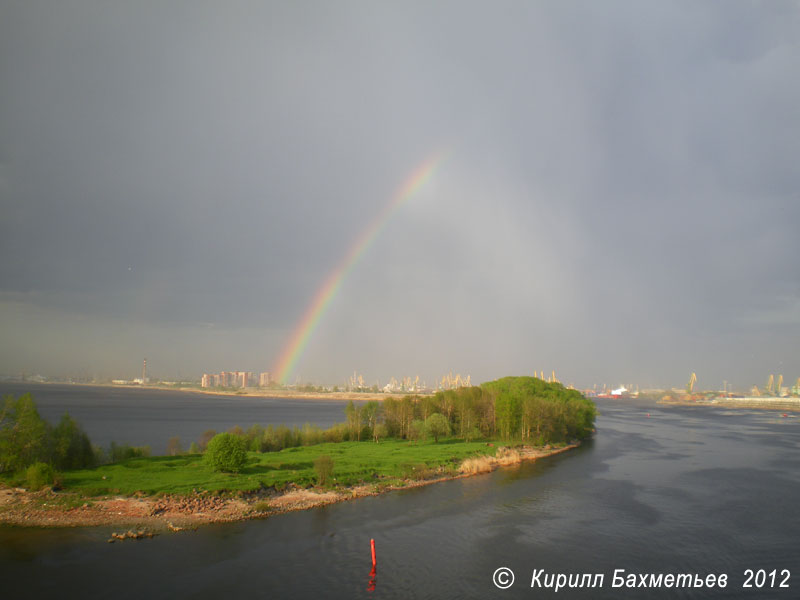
[1,1,798,389]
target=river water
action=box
[1,385,799,599]
[0,383,350,454]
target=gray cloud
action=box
[1,1,798,390]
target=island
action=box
[0,376,596,532]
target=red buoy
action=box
[371,539,376,567]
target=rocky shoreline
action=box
[0,443,578,533]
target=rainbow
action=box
[273,152,446,384]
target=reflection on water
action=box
[367,566,377,592]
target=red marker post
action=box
[367,538,377,592]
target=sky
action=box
[1,1,798,391]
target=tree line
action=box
[0,393,94,474]
[1,377,596,476]
[371,376,595,445]
[0,393,152,479]
[190,376,596,452]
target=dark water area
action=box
[0,382,350,454]
[2,390,800,599]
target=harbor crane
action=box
[686,372,697,395]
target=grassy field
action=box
[55,438,498,497]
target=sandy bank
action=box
[46,381,419,402]
[658,397,800,412]
[0,443,578,531]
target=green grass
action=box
[56,438,497,497]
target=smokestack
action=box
[142,358,147,385]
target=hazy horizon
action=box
[2,2,798,391]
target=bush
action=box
[109,442,151,462]
[26,462,55,491]
[300,423,323,446]
[322,423,347,444]
[400,462,431,480]
[409,419,426,442]
[314,455,334,486]
[205,433,248,473]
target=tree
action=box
[345,401,361,440]
[205,433,248,473]
[373,423,388,443]
[314,454,334,486]
[361,401,381,433]
[0,393,49,472]
[52,414,94,470]
[197,429,217,452]
[425,413,450,443]
[166,436,183,456]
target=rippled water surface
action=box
[1,385,799,599]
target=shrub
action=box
[300,423,323,446]
[205,433,248,473]
[322,423,347,444]
[246,424,266,452]
[109,442,151,462]
[409,419,426,442]
[314,455,334,487]
[26,462,55,491]
[400,462,431,480]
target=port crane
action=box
[686,372,697,395]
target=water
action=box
[2,386,800,599]
[0,382,350,453]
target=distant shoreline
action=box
[4,380,426,403]
[659,396,800,412]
